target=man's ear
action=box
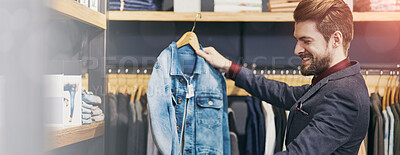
[331,31,343,48]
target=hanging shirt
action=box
[387,107,395,155]
[147,42,230,155]
[261,101,276,155]
[383,110,389,155]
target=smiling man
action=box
[195,0,370,154]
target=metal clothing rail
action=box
[106,64,400,75]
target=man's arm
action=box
[196,47,309,110]
[234,65,309,110]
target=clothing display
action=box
[92,114,104,121]
[383,109,389,155]
[244,96,259,155]
[107,93,118,155]
[108,0,163,11]
[254,98,266,155]
[387,107,394,155]
[368,93,384,155]
[82,89,102,104]
[147,42,230,155]
[230,132,240,155]
[82,101,93,109]
[82,113,91,119]
[262,101,276,155]
[82,118,93,124]
[389,104,400,155]
[116,93,129,155]
[91,106,103,116]
[82,107,91,114]
[272,105,287,153]
[367,91,400,155]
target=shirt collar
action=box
[170,41,206,76]
[311,57,351,86]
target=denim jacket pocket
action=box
[195,95,224,151]
[196,95,223,109]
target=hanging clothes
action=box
[147,42,230,155]
[389,103,400,155]
[261,101,276,155]
[254,97,266,155]
[368,93,384,155]
[107,93,118,155]
[245,96,259,155]
[272,105,287,153]
[394,103,400,154]
[383,108,389,155]
[116,93,130,155]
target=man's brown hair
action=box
[294,0,353,54]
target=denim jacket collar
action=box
[169,41,206,76]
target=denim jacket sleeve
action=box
[275,88,360,155]
[234,67,310,110]
[147,54,180,155]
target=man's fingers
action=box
[195,49,209,59]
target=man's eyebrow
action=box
[295,36,313,41]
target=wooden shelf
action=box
[47,0,107,29]
[353,12,400,22]
[108,11,400,22]
[46,121,105,150]
[108,11,294,22]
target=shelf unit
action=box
[46,121,105,150]
[47,0,107,29]
[108,11,400,22]
[44,0,107,153]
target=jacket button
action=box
[179,78,184,83]
[176,126,180,131]
[208,101,213,105]
[178,99,182,104]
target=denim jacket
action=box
[147,42,230,155]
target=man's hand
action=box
[195,47,232,73]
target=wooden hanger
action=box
[383,73,393,109]
[393,72,400,104]
[176,13,201,51]
[390,72,396,106]
[374,71,383,94]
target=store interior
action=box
[1,0,400,155]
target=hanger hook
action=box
[191,13,202,32]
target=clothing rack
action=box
[106,63,400,75]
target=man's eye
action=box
[304,40,311,44]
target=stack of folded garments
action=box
[82,101,93,124]
[214,0,262,12]
[109,0,122,11]
[82,89,105,123]
[269,0,299,12]
[91,105,105,122]
[108,0,163,11]
[370,0,400,11]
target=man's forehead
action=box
[294,20,319,39]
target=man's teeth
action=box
[303,58,310,61]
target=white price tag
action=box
[186,84,194,98]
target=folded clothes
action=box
[91,106,103,116]
[82,118,93,124]
[82,107,91,114]
[82,89,102,104]
[92,114,105,122]
[82,113,91,119]
[82,101,93,109]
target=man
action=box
[195,0,370,154]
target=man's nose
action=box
[294,41,304,56]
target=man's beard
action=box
[300,52,331,76]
